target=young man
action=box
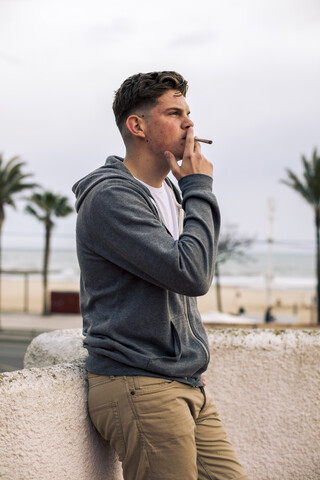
[73,71,249,480]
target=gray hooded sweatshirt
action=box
[72,155,220,387]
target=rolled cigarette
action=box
[194,137,213,144]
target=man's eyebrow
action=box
[164,107,191,115]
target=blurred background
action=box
[0,0,320,322]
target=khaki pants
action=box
[88,375,249,480]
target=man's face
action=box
[143,90,194,160]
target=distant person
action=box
[73,71,249,480]
[265,306,275,323]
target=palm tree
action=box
[281,148,320,325]
[25,191,73,315]
[0,154,37,327]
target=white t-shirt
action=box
[136,179,179,240]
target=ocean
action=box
[1,249,80,282]
[217,252,316,289]
[0,248,317,290]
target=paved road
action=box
[0,332,40,373]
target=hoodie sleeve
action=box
[77,174,220,297]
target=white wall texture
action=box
[0,327,319,480]
[24,328,87,368]
[0,363,123,480]
[205,329,320,480]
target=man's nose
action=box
[183,116,194,129]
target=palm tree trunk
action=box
[215,263,223,312]
[316,208,320,325]
[42,222,52,316]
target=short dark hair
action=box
[112,71,188,133]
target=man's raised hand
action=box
[164,127,213,181]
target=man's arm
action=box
[80,172,220,297]
[79,127,219,297]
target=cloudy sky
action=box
[1,0,320,252]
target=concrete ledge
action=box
[205,328,320,480]
[2,328,320,479]
[24,328,86,368]
[0,363,122,480]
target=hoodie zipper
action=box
[183,296,209,363]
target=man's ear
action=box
[126,115,146,139]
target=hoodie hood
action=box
[72,155,181,212]
[72,155,146,212]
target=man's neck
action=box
[124,152,170,188]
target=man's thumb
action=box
[164,151,177,170]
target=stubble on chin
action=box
[169,142,185,162]
[174,147,185,162]
[162,150,183,163]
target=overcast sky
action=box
[1,0,320,252]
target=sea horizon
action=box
[0,247,317,290]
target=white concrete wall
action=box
[24,328,87,368]
[0,362,123,480]
[205,328,320,480]
[1,328,320,480]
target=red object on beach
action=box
[50,291,80,314]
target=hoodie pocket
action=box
[146,321,182,372]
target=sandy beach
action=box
[197,285,316,324]
[0,277,316,325]
[0,278,80,315]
